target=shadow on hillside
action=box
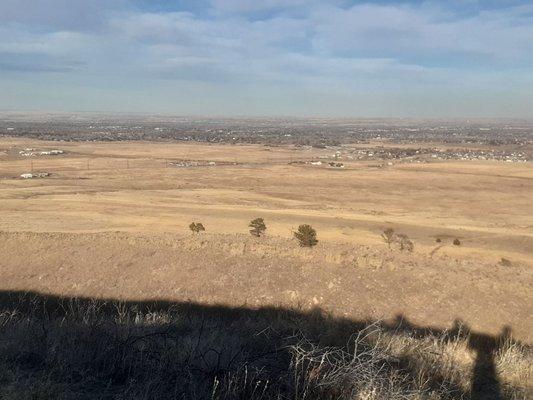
[0,290,521,399]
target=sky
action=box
[0,0,532,117]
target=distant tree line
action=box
[189,218,319,247]
[188,219,463,251]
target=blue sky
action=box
[1,0,532,117]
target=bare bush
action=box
[382,228,414,252]
[382,228,395,248]
[396,234,414,252]
[0,294,530,400]
[290,334,410,399]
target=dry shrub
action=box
[495,337,533,399]
[0,294,531,400]
[189,222,206,234]
[382,228,395,248]
[499,258,512,267]
[381,229,414,252]
[396,234,414,252]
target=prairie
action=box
[0,138,532,340]
[1,137,532,398]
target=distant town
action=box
[1,113,531,164]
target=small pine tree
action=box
[249,218,267,237]
[189,222,205,234]
[294,224,318,247]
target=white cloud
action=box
[309,3,533,64]
[0,0,126,31]
[0,0,531,116]
[209,0,315,14]
[0,28,93,56]
[4,1,533,75]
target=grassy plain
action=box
[0,137,532,342]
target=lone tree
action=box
[249,218,267,237]
[382,228,414,251]
[294,224,318,247]
[382,228,395,248]
[189,222,205,234]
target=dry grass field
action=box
[0,137,532,338]
[1,137,532,398]
[1,138,531,256]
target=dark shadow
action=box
[386,315,511,400]
[467,327,512,400]
[0,290,525,399]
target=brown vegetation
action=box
[189,222,206,234]
[382,228,396,248]
[382,229,414,252]
[0,137,532,398]
[499,258,513,267]
[0,291,530,400]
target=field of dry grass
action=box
[1,138,532,336]
[0,137,532,398]
[0,291,531,400]
[1,138,531,260]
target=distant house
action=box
[20,172,50,179]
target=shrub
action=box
[189,222,205,234]
[499,258,512,267]
[249,218,267,237]
[381,229,413,251]
[396,234,414,252]
[453,238,461,246]
[294,224,318,247]
[381,228,395,248]
[4,294,532,400]
[436,238,442,243]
